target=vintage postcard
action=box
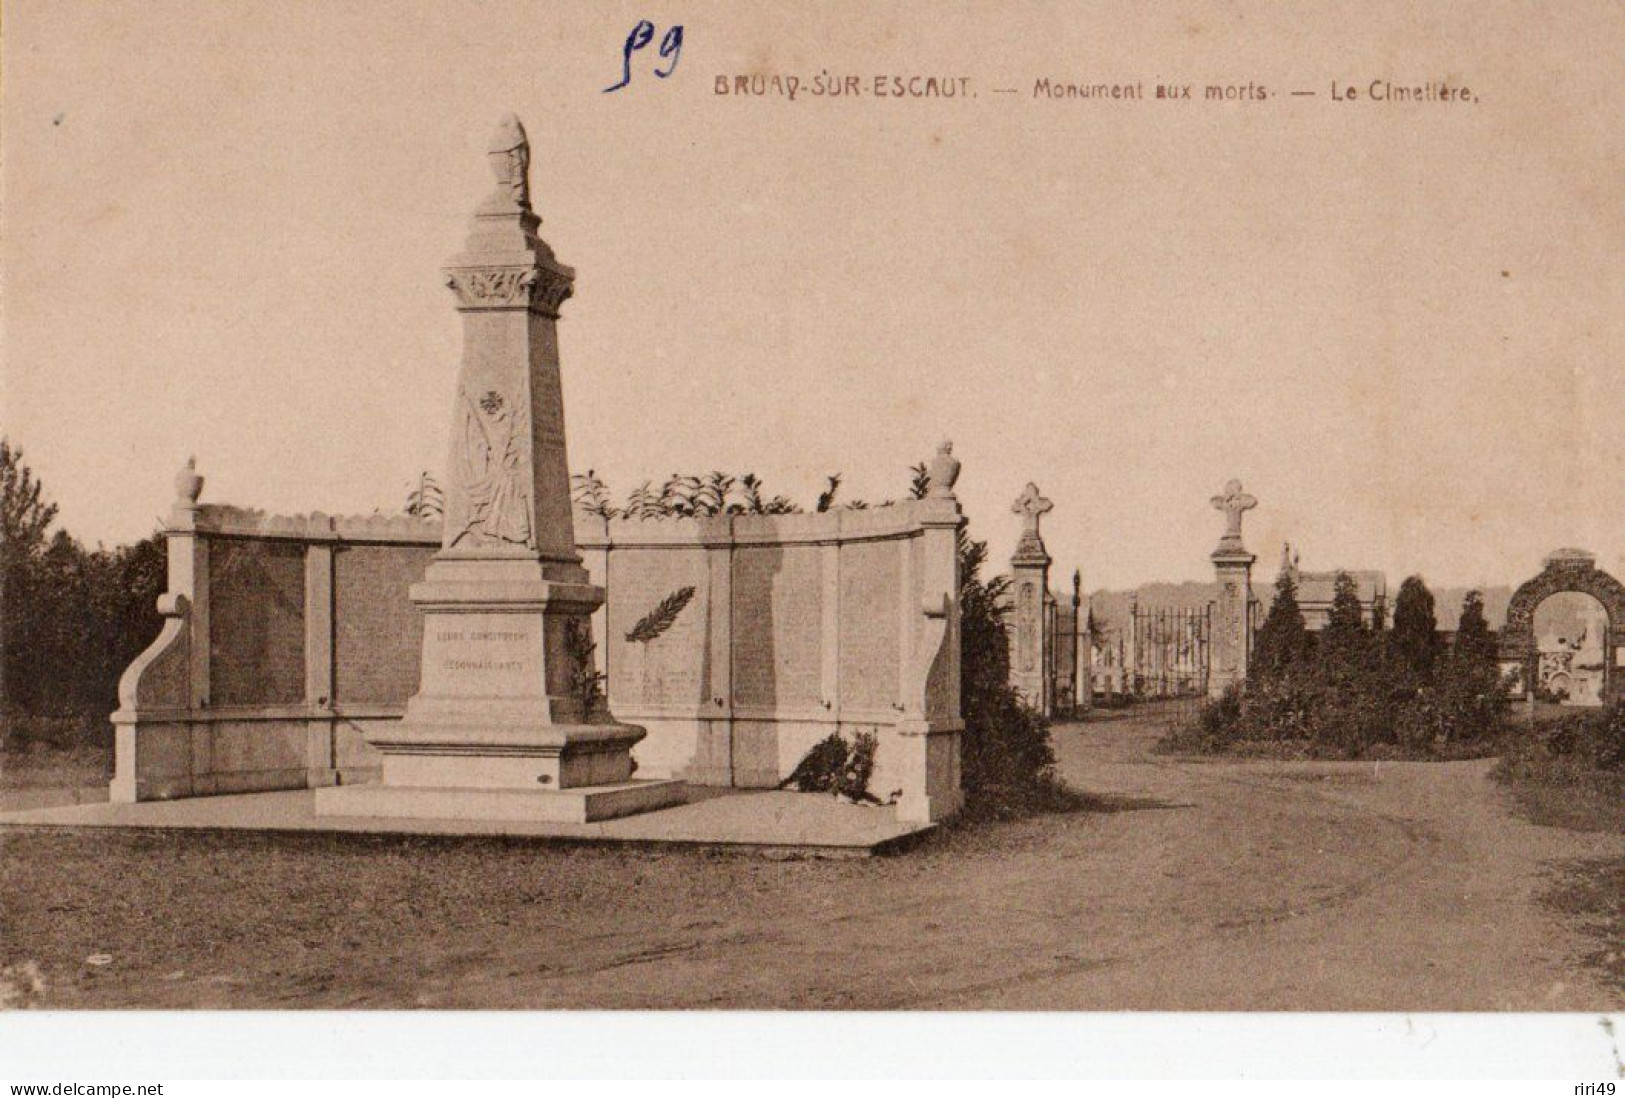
[1,0,1621,1083]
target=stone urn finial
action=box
[174,455,203,511]
[486,113,531,211]
[927,440,961,499]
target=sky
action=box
[3,0,1621,591]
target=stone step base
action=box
[313,778,686,824]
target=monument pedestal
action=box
[316,114,687,826]
[316,553,687,823]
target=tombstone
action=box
[1008,482,1053,713]
[1208,478,1258,697]
[316,115,685,823]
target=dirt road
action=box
[4,708,1619,1009]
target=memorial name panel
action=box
[333,544,435,705]
[208,538,306,706]
[732,544,823,709]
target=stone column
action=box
[896,442,966,824]
[1208,478,1258,697]
[316,115,682,823]
[1008,482,1053,713]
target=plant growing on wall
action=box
[690,472,734,516]
[623,481,666,520]
[815,474,842,512]
[735,473,800,516]
[908,462,932,500]
[564,618,607,720]
[625,586,696,643]
[659,474,701,517]
[403,471,444,519]
[570,470,618,519]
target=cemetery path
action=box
[3,707,1620,1009]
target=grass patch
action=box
[1,715,112,790]
[1493,704,1624,832]
[1494,769,1625,834]
[1157,720,1499,762]
[1539,857,1625,994]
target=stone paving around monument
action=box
[0,786,932,856]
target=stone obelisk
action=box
[317,115,683,823]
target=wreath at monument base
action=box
[777,731,893,805]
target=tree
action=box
[1,439,58,560]
[1323,571,1367,650]
[2,440,60,715]
[1390,575,1440,681]
[1250,568,1312,682]
[1453,589,1499,668]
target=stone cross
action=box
[1011,482,1054,538]
[1210,478,1257,548]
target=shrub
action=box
[1390,575,1440,682]
[1178,574,1508,760]
[1200,682,1244,745]
[1251,569,1313,683]
[956,533,1071,817]
[1501,705,1625,777]
[1395,650,1509,751]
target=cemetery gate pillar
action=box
[1008,483,1054,714]
[1208,479,1258,698]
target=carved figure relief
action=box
[449,387,534,549]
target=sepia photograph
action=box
[1,0,1621,1084]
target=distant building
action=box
[1277,543,1387,631]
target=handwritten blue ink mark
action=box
[604,21,683,93]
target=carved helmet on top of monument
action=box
[486,113,530,210]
